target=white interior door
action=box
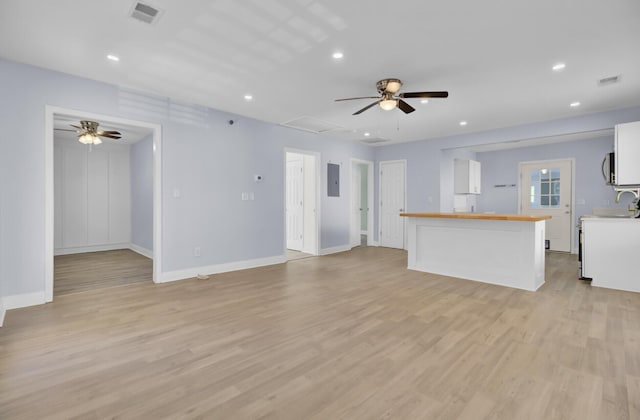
[350,162,362,247]
[520,159,573,252]
[380,160,406,249]
[301,154,317,255]
[286,158,304,251]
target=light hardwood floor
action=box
[54,249,152,296]
[2,247,640,419]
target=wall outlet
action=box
[194,247,201,257]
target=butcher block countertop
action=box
[399,212,552,222]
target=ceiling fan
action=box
[335,78,448,115]
[55,120,122,145]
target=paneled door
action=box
[519,159,573,252]
[286,157,304,251]
[379,160,406,249]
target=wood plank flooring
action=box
[54,249,152,296]
[2,247,640,419]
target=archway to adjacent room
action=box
[45,106,162,301]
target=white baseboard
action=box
[0,301,5,327]
[320,245,351,256]
[368,240,380,247]
[158,255,288,283]
[54,243,130,256]
[129,243,153,259]
[3,291,46,311]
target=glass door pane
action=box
[529,168,560,209]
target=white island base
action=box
[401,213,550,291]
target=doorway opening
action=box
[519,158,574,252]
[45,106,162,301]
[285,149,320,260]
[350,159,374,248]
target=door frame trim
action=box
[350,158,374,248]
[378,159,408,249]
[283,148,321,256]
[518,158,576,253]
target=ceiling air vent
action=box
[598,75,621,87]
[130,2,162,24]
[281,116,343,133]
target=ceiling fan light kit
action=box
[78,133,102,145]
[379,98,397,111]
[55,120,122,145]
[335,78,448,115]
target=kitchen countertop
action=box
[399,212,552,222]
[580,214,639,221]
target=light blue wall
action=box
[0,58,373,298]
[130,134,153,253]
[476,136,635,250]
[374,107,640,242]
[476,136,628,213]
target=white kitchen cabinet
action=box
[582,217,640,293]
[454,159,481,194]
[615,121,640,186]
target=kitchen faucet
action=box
[614,188,640,203]
[614,188,640,218]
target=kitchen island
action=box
[400,213,551,291]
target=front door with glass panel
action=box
[519,160,573,252]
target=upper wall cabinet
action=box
[615,121,640,186]
[454,159,481,194]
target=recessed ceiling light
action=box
[107,54,120,62]
[552,63,566,71]
[332,51,344,59]
[364,132,371,137]
[570,101,581,107]
[420,99,429,104]
[244,94,253,101]
[459,121,468,126]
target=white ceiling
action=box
[2,0,639,145]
